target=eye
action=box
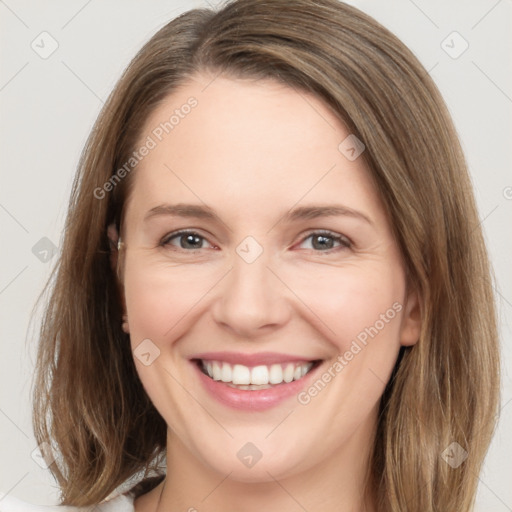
[160,230,213,251]
[297,230,352,252]
[159,229,351,253]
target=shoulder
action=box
[0,493,135,512]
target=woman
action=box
[6,0,500,510]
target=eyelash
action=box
[159,229,352,254]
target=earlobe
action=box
[122,313,130,333]
[399,287,422,347]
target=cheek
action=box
[122,253,222,340]
[283,262,406,352]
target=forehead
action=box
[125,73,385,227]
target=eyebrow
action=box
[144,203,223,222]
[144,203,373,226]
[281,204,373,225]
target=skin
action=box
[110,72,421,512]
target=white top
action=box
[0,493,135,511]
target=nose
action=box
[211,245,291,339]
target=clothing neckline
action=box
[97,491,135,511]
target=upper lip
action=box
[190,351,320,367]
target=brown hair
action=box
[31,0,500,509]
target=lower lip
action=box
[192,362,320,411]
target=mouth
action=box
[189,353,323,410]
[194,358,322,390]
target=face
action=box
[115,73,420,483]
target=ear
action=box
[399,285,422,347]
[107,222,126,289]
[107,223,129,332]
[107,223,121,277]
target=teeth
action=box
[251,365,269,385]
[201,360,314,386]
[232,364,251,385]
[221,362,232,382]
[212,361,223,381]
[283,364,294,383]
[269,364,283,384]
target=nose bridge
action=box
[211,235,289,335]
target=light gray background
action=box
[0,0,511,509]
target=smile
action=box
[190,352,323,410]
[198,359,317,389]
